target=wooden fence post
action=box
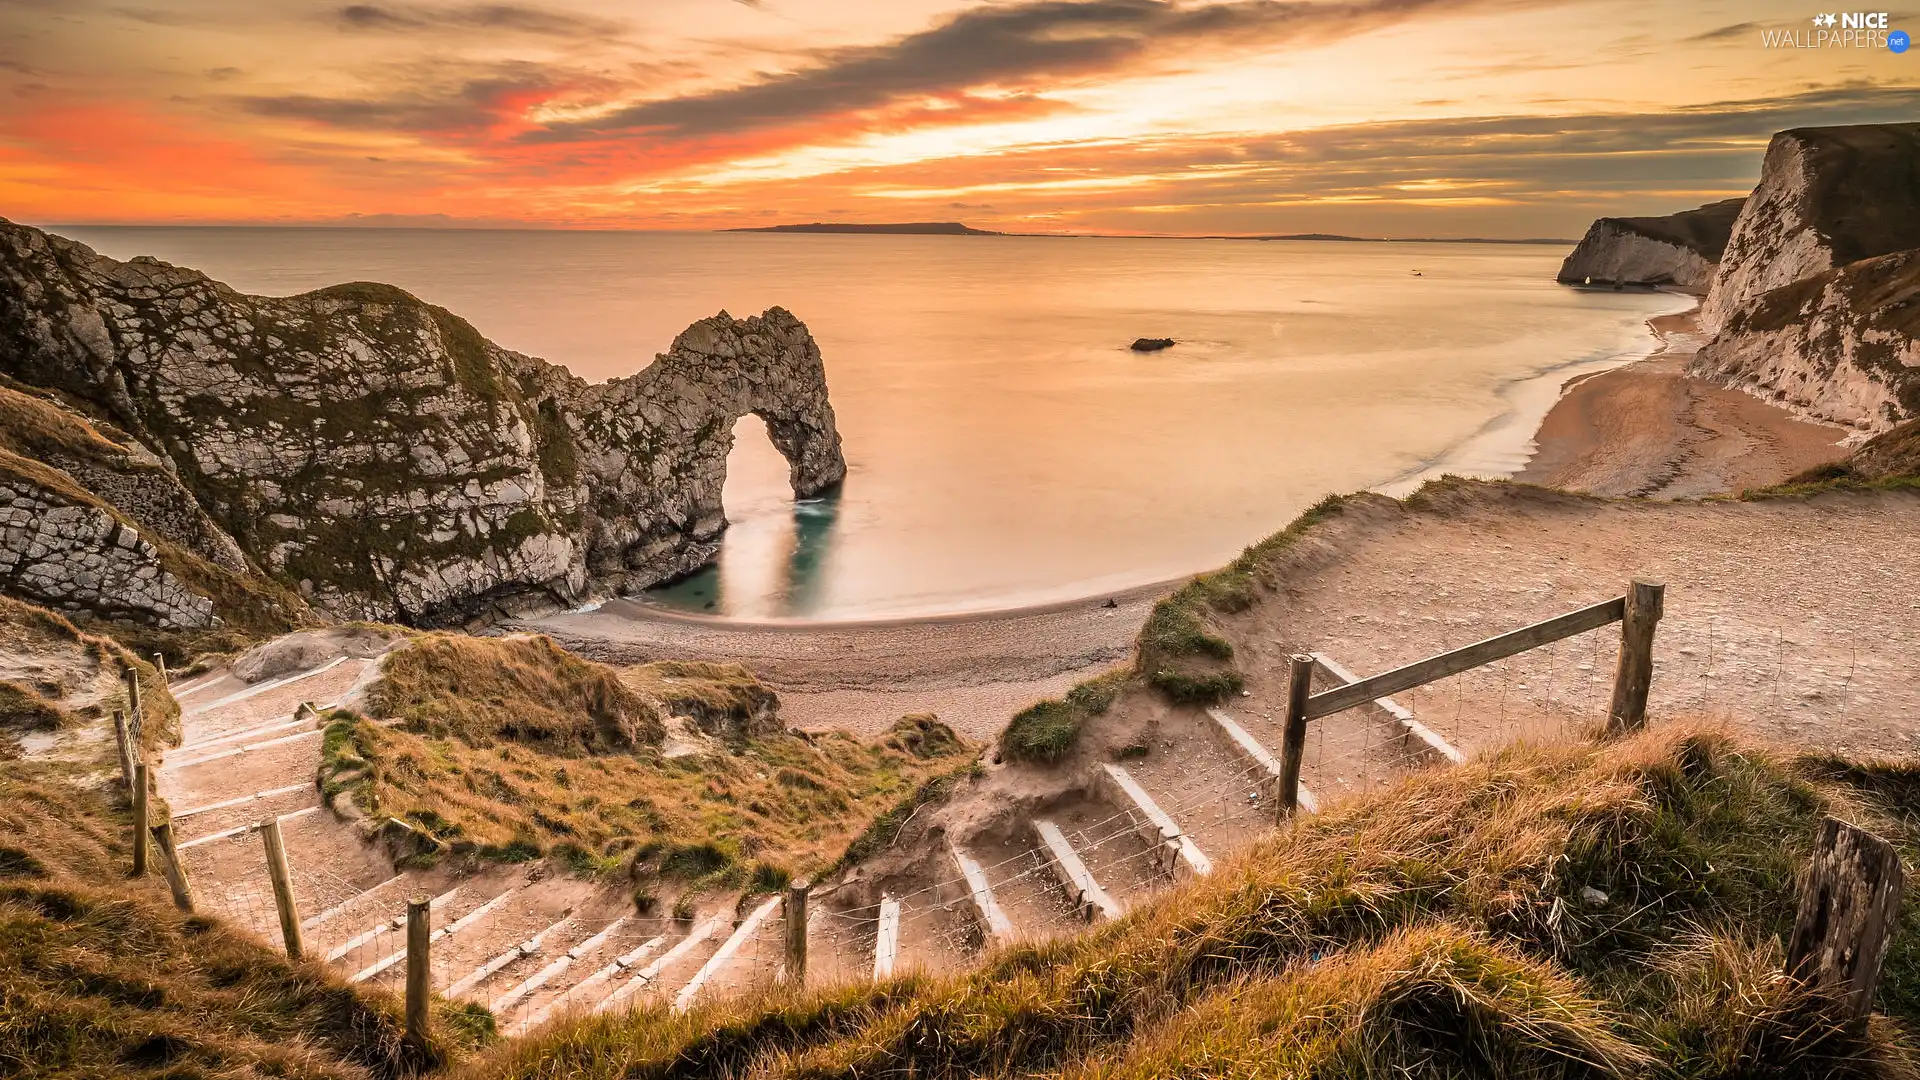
[112,709,137,795]
[153,652,169,686]
[125,666,145,748]
[1606,578,1665,734]
[1276,655,1313,821]
[405,896,431,1044]
[1787,816,1904,1020]
[131,763,150,876]
[261,816,306,960]
[150,823,195,912]
[785,877,809,986]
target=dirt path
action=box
[1212,485,1920,765]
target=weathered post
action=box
[153,652,169,686]
[150,823,196,912]
[405,896,431,1044]
[1606,578,1665,733]
[125,667,145,747]
[1787,816,1905,1020]
[112,709,137,794]
[1276,655,1313,821]
[130,763,150,876]
[261,815,306,960]
[784,877,809,985]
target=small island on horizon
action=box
[722,221,1573,244]
[725,221,1002,235]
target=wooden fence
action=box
[1274,578,1665,814]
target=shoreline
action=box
[525,294,1850,740]
[1514,306,1850,497]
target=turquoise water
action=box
[57,227,1682,620]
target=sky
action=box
[0,0,1915,237]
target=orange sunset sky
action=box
[1,0,1915,236]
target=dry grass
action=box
[328,637,976,882]
[621,660,780,739]
[0,594,178,763]
[368,634,667,753]
[456,723,1920,1080]
[0,760,493,1079]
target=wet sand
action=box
[1516,309,1850,497]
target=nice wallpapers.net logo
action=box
[1761,12,1909,50]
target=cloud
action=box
[525,0,1544,143]
[1684,21,1760,44]
[333,3,624,38]
[240,61,577,135]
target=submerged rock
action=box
[0,219,847,628]
[1130,337,1175,352]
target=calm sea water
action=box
[59,227,1681,621]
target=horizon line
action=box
[38,221,1578,245]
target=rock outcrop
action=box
[1564,124,1920,437]
[0,220,846,627]
[1699,125,1920,332]
[1555,197,1744,293]
[0,459,216,630]
[1680,124,1920,434]
[1691,249,1920,430]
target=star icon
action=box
[1825,13,1839,25]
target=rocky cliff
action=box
[1690,249,1920,431]
[0,220,845,629]
[1555,197,1744,293]
[1684,124,1920,434]
[1699,125,1920,332]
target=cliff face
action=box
[0,220,845,628]
[1683,124,1920,434]
[1700,125,1920,332]
[1555,198,1744,293]
[1691,249,1920,431]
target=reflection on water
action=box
[646,416,842,618]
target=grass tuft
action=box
[459,722,1920,1080]
[999,670,1130,763]
[1136,494,1348,703]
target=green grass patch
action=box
[332,638,975,886]
[1136,494,1349,703]
[999,670,1130,764]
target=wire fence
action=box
[154,600,1920,1029]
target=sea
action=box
[58,227,1685,622]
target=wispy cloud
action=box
[332,3,626,38]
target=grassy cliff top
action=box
[327,635,976,883]
[457,722,1920,1079]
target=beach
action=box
[1516,308,1850,497]
[522,303,1854,741]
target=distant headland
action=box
[721,221,1570,243]
[726,221,1002,235]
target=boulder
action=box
[1130,338,1175,352]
